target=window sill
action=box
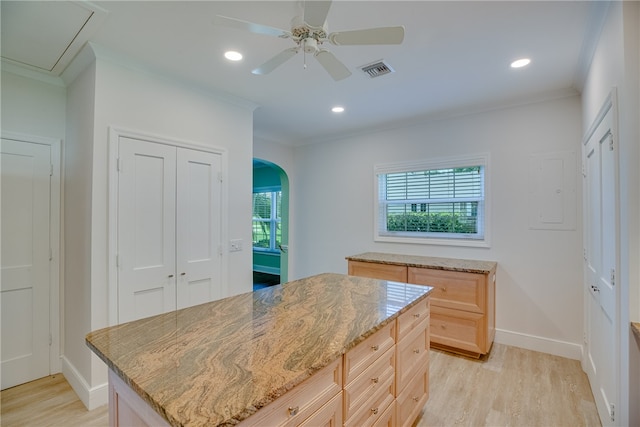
[374,234,490,248]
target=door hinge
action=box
[583,248,587,260]
[117,157,122,172]
[218,172,223,182]
[116,254,119,268]
[49,334,52,346]
[50,164,54,177]
[218,245,223,256]
[610,403,615,422]
[49,248,53,261]
[610,268,615,286]
[608,134,614,151]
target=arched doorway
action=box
[252,159,289,290]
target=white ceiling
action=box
[1,1,606,146]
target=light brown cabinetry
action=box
[348,253,496,358]
[108,299,431,427]
[348,260,408,282]
[239,358,343,427]
[395,298,430,427]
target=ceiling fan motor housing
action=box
[302,37,318,53]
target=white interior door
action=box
[117,138,177,323]
[1,139,51,389]
[176,148,222,309]
[584,104,618,425]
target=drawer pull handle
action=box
[371,407,379,415]
[168,274,174,278]
[413,396,420,402]
[441,323,447,329]
[371,377,379,384]
[371,345,379,351]
[413,313,421,318]
[288,406,299,416]
[413,349,420,354]
[442,287,447,292]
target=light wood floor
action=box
[1,344,600,427]
[0,374,108,427]
[419,344,601,427]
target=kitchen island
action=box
[86,273,433,427]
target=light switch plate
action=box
[229,239,243,252]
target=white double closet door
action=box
[117,137,222,323]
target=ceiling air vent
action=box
[360,60,395,78]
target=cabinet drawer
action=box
[408,267,485,313]
[298,392,343,427]
[344,321,395,384]
[395,318,429,394]
[239,358,342,427]
[430,306,485,355]
[348,261,407,282]
[343,375,395,427]
[344,347,395,421]
[396,364,429,427]
[397,298,430,341]
[372,400,396,427]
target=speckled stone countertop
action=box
[346,252,497,274]
[86,273,432,427]
[633,322,640,341]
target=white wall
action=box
[62,59,98,407]
[1,70,66,137]
[291,95,584,359]
[581,2,640,425]
[60,46,255,408]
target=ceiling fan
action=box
[213,0,404,81]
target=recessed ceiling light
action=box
[331,106,345,113]
[224,51,243,61]
[510,58,531,68]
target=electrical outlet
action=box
[229,239,243,252]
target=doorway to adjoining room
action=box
[252,159,289,291]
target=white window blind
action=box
[252,190,281,251]
[375,155,489,246]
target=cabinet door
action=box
[348,261,407,282]
[176,148,222,309]
[118,138,177,323]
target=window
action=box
[375,155,489,247]
[252,190,281,252]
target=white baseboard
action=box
[61,356,109,410]
[495,328,584,360]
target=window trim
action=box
[252,187,282,253]
[373,154,491,248]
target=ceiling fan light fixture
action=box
[510,58,531,68]
[224,51,243,61]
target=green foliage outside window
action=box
[252,191,281,250]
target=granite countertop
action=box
[346,252,497,274]
[633,322,640,341]
[86,273,432,427]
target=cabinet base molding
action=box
[430,342,492,359]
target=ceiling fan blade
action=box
[213,15,290,38]
[329,26,405,46]
[314,49,351,81]
[303,1,332,27]
[252,48,299,75]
